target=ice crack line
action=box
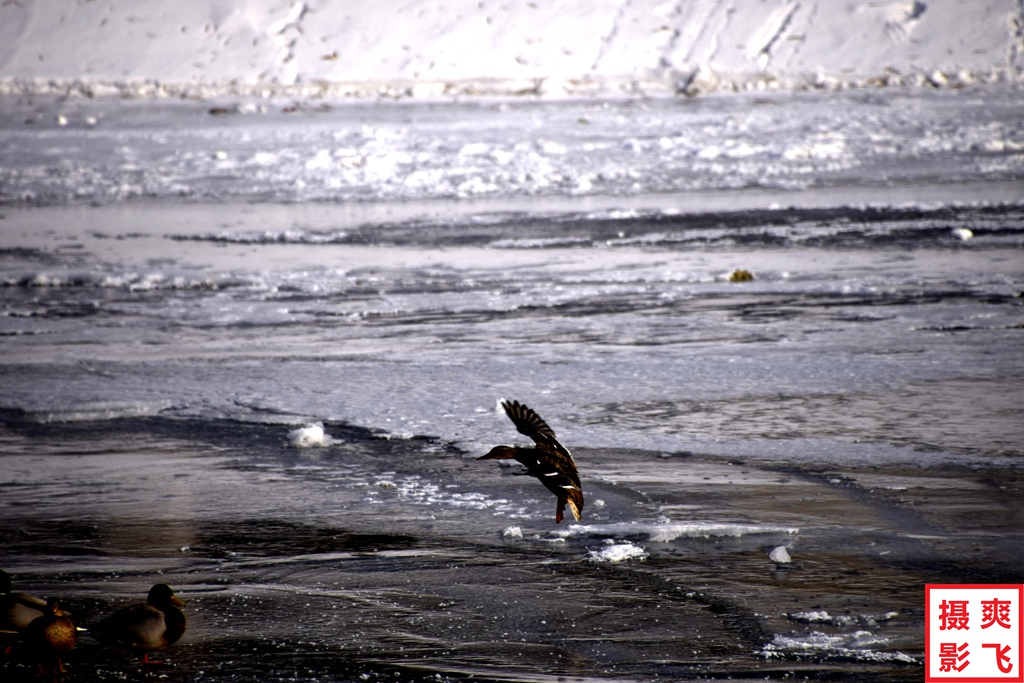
[591,0,633,72]
[1012,0,1024,68]
[659,0,686,68]
[791,0,818,62]
[673,0,725,67]
[268,0,307,75]
[267,1,307,37]
[706,0,732,68]
[750,1,801,68]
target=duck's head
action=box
[477,445,517,461]
[147,584,184,608]
[44,598,67,617]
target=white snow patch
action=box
[287,422,335,448]
[787,610,901,628]
[304,150,334,171]
[586,540,648,563]
[769,545,792,563]
[761,630,917,664]
[790,610,835,623]
[552,521,799,542]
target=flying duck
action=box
[96,583,186,665]
[478,399,583,523]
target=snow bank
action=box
[1,0,1021,99]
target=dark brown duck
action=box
[478,399,583,523]
[22,597,78,675]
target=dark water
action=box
[3,412,1022,682]
[2,89,1024,681]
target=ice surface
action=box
[2,91,1022,207]
[1,189,1022,465]
[551,521,799,542]
[0,408,1017,680]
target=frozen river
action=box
[1,87,1023,682]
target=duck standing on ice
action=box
[96,583,186,666]
[478,400,583,523]
[20,597,78,675]
[1,570,48,632]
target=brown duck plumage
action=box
[23,597,78,675]
[478,399,583,523]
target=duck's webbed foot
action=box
[141,653,169,667]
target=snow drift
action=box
[1,0,1021,99]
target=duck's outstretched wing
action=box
[502,400,574,462]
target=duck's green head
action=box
[147,584,184,608]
